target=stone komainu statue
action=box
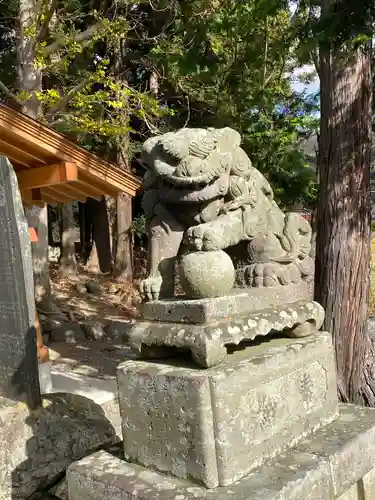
[140,127,314,301]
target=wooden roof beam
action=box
[0,103,142,197]
[78,171,119,198]
[45,183,87,203]
[21,189,45,207]
[42,186,75,204]
[16,162,78,190]
[21,188,57,206]
[0,138,46,167]
[71,180,103,201]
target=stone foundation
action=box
[67,404,375,500]
[118,332,337,488]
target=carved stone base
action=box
[66,333,338,492]
[130,297,325,368]
[115,332,337,489]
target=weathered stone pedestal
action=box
[118,332,337,488]
[66,294,375,500]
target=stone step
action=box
[67,404,375,500]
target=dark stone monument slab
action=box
[0,156,41,408]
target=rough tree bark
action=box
[85,197,112,273]
[105,195,117,260]
[315,12,374,403]
[18,0,51,303]
[111,41,134,282]
[113,192,133,282]
[59,202,77,277]
[25,205,51,301]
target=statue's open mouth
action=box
[158,174,230,203]
[152,158,228,187]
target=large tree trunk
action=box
[59,203,77,277]
[315,27,374,404]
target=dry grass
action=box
[370,238,375,317]
[48,263,142,323]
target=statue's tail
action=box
[271,213,311,264]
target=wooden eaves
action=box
[0,102,142,205]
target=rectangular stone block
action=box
[117,332,338,488]
[142,283,310,323]
[297,404,375,497]
[66,404,375,500]
[67,447,332,500]
[362,467,375,500]
[337,485,359,500]
[0,156,40,408]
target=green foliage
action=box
[0,0,167,151]
[0,0,320,208]
[147,0,318,208]
[132,214,147,244]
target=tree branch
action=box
[44,22,102,55]
[36,0,58,43]
[0,80,21,107]
[45,79,90,122]
[311,49,321,79]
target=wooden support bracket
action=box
[17,162,78,191]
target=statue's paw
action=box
[245,263,280,287]
[185,225,221,251]
[185,225,205,251]
[140,276,163,301]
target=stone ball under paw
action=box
[179,250,235,299]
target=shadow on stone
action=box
[9,325,41,411]
[8,392,117,500]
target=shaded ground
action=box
[49,264,141,324]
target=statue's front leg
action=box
[140,209,184,301]
[185,210,244,251]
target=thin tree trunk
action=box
[78,202,85,261]
[149,69,159,95]
[47,205,54,246]
[25,205,51,302]
[17,0,42,119]
[59,203,77,277]
[18,0,51,302]
[315,22,374,404]
[86,197,112,273]
[111,41,134,281]
[106,195,117,260]
[79,201,92,263]
[113,192,133,281]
